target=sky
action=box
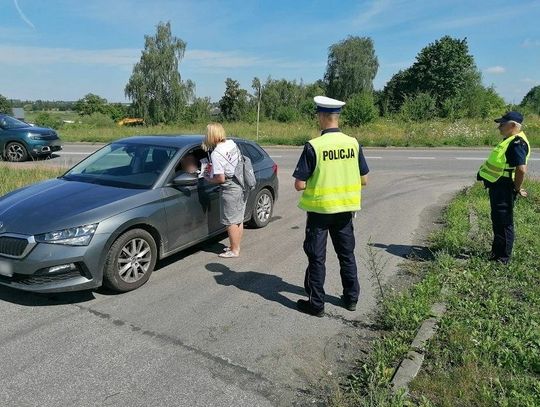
[0,0,539,104]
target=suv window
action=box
[239,143,264,163]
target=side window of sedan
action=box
[174,148,206,175]
[241,143,264,163]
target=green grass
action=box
[0,165,64,196]
[25,111,540,147]
[332,180,540,406]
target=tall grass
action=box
[26,111,540,147]
[333,180,540,406]
[0,165,64,196]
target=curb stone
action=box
[390,302,447,393]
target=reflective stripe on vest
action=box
[478,131,530,183]
[298,132,361,214]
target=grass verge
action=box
[25,111,540,147]
[0,165,64,196]
[332,180,540,406]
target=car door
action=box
[160,147,223,252]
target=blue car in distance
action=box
[0,114,63,161]
[0,135,278,293]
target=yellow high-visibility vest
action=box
[298,132,361,214]
[478,131,531,182]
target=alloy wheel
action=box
[256,192,272,223]
[117,238,152,283]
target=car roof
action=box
[114,135,251,148]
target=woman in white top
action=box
[203,123,247,258]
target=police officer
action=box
[293,96,369,317]
[477,111,530,264]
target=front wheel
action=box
[4,142,28,162]
[103,229,158,292]
[249,188,274,228]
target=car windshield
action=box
[0,115,29,129]
[62,142,178,189]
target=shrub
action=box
[520,85,540,114]
[299,99,316,121]
[33,112,62,129]
[80,112,115,128]
[342,92,378,126]
[400,93,437,122]
[463,86,506,119]
[182,97,212,124]
[275,106,298,123]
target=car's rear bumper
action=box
[0,233,109,293]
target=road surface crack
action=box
[72,304,281,404]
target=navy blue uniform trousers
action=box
[488,178,517,262]
[303,211,359,311]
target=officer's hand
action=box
[516,188,528,198]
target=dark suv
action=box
[0,114,62,162]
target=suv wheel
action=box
[249,188,274,228]
[5,142,28,162]
[103,228,157,292]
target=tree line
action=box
[1,22,539,127]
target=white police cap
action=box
[314,96,346,113]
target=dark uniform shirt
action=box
[293,128,370,181]
[478,136,529,187]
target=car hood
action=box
[0,178,153,235]
[11,125,56,135]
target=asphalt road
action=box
[1,144,538,406]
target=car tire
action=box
[103,228,158,292]
[249,188,274,228]
[4,142,28,162]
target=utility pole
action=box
[252,77,262,142]
[256,82,261,142]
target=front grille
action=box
[0,236,28,257]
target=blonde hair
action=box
[203,123,226,151]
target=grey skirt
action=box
[220,179,247,226]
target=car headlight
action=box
[35,223,99,246]
[29,133,48,140]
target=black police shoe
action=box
[488,253,510,265]
[341,296,357,311]
[296,299,324,317]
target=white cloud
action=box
[13,0,35,30]
[185,50,266,68]
[521,78,540,85]
[353,0,392,27]
[427,2,540,30]
[484,66,506,74]
[0,45,140,66]
[0,45,320,70]
[521,38,540,48]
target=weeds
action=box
[23,111,540,147]
[363,238,390,304]
[0,165,64,196]
[333,180,540,406]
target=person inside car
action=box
[179,153,200,174]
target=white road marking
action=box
[408,156,435,160]
[455,157,485,160]
[58,152,91,155]
[365,156,382,159]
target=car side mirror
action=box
[171,172,198,186]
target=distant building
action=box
[12,108,25,121]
